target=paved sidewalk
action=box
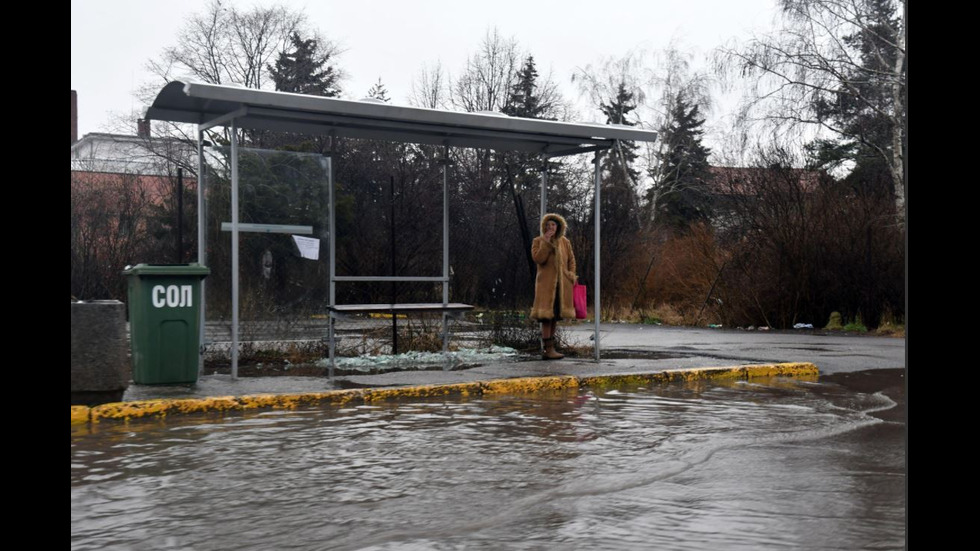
[121,324,903,402]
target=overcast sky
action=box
[71,0,779,140]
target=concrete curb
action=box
[71,362,818,426]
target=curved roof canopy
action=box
[147,81,657,156]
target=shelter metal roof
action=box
[147,81,657,156]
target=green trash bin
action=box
[123,263,210,384]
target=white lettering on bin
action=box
[152,285,194,308]
[166,286,180,307]
[152,285,166,308]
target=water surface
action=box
[72,370,905,550]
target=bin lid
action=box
[123,263,211,277]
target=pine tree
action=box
[586,81,643,291]
[366,78,391,102]
[499,56,559,194]
[501,57,547,120]
[652,93,712,229]
[596,83,641,242]
[599,83,640,184]
[499,56,552,288]
[269,33,341,97]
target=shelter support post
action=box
[593,150,602,361]
[442,145,450,354]
[196,129,207,374]
[230,120,240,378]
[327,148,336,379]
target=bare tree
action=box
[712,145,902,327]
[136,0,338,151]
[451,28,521,113]
[445,28,524,198]
[720,0,906,219]
[409,62,448,109]
[71,171,172,299]
[147,0,307,90]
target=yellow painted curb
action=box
[362,382,483,403]
[579,362,817,388]
[73,362,817,426]
[742,362,818,378]
[482,376,579,395]
[71,405,90,425]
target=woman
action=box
[530,213,577,360]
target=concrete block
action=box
[71,300,130,405]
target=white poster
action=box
[292,235,321,260]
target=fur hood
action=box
[539,213,568,239]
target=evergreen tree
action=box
[498,56,553,290]
[596,83,641,235]
[499,56,560,195]
[652,93,712,229]
[589,82,642,292]
[599,83,640,184]
[269,32,341,97]
[366,78,391,102]
[501,57,548,120]
[262,32,341,150]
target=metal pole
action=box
[442,145,449,353]
[196,130,206,374]
[328,153,335,307]
[593,150,602,362]
[327,149,336,379]
[539,154,548,217]
[176,167,184,263]
[230,120,240,378]
[390,175,397,355]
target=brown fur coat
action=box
[530,213,577,321]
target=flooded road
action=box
[72,370,905,550]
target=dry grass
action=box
[397,319,452,352]
[555,333,594,358]
[874,308,905,337]
[348,317,459,355]
[483,311,541,352]
[597,302,688,326]
[874,322,905,337]
[639,303,687,326]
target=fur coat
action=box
[530,213,577,321]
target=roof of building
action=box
[71,132,196,175]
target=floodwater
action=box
[71,370,905,550]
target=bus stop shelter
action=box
[147,80,658,377]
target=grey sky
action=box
[71,0,778,139]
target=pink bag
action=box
[573,283,588,319]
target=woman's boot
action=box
[542,337,564,360]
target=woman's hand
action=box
[544,225,557,241]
